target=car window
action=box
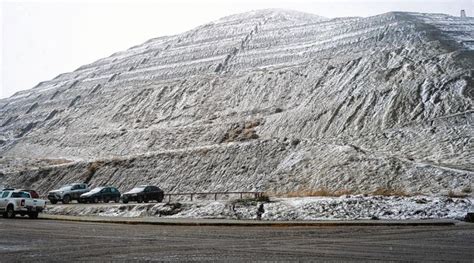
[12,192,30,198]
[111,188,117,193]
[2,191,10,198]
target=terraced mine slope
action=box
[0,10,472,195]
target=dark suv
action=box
[121,185,164,203]
[79,187,121,203]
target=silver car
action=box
[47,183,90,204]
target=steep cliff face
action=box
[0,10,472,195]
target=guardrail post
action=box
[214,193,217,200]
[190,194,193,201]
[168,195,171,203]
[240,193,243,199]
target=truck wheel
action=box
[6,205,15,219]
[29,212,39,219]
[62,195,71,204]
[50,200,58,205]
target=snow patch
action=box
[44,196,473,221]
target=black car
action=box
[79,186,121,203]
[121,185,164,203]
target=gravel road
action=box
[0,218,473,261]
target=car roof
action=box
[94,186,117,189]
[3,189,30,194]
[6,190,31,193]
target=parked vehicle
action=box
[79,187,121,203]
[0,190,46,219]
[48,183,89,204]
[121,185,164,204]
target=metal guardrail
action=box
[164,191,265,202]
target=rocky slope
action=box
[0,10,472,196]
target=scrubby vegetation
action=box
[231,194,270,206]
[283,188,353,197]
[372,187,410,197]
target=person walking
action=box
[256,203,265,220]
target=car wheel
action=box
[137,196,143,203]
[50,200,58,205]
[143,198,149,203]
[114,197,120,203]
[122,198,128,204]
[29,212,39,219]
[93,197,99,203]
[6,206,15,219]
[62,195,71,204]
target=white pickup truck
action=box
[0,190,46,219]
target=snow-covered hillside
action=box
[0,10,472,196]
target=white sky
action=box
[1,0,472,99]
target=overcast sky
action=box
[1,0,472,99]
